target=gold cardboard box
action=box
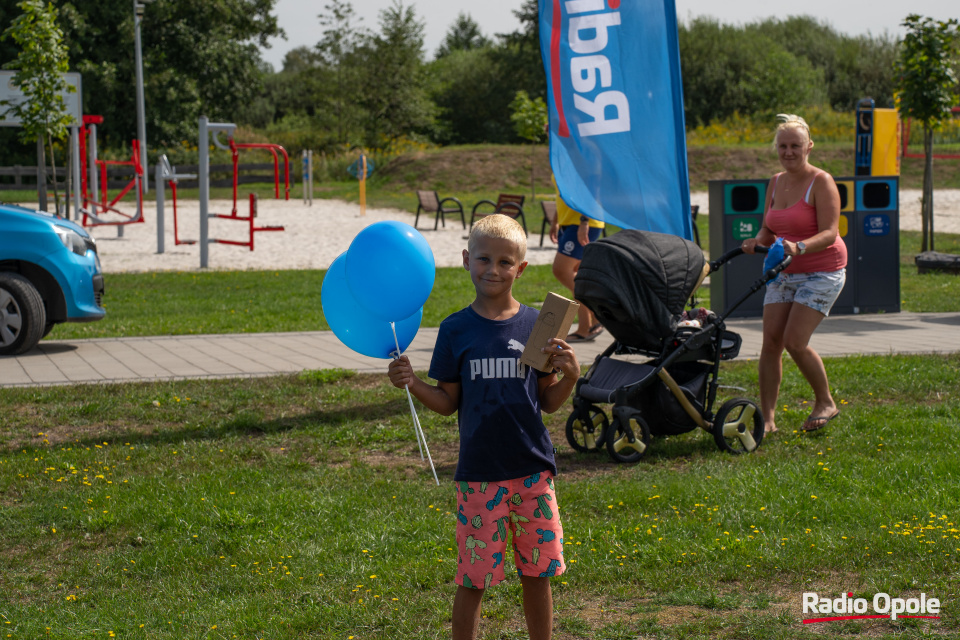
[520,292,581,372]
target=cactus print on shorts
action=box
[455,471,565,589]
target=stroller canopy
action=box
[574,230,706,351]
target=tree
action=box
[679,18,823,126]
[435,12,489,59]
[492,0,545,102]
[317,0,367,144]
[356,1,434,145]
[429,48,512,144]
[509,90,547,202]
[894,14,960,253]
[0,0,283,149]
[1,0,73,211]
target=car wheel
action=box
[0,272,47,356]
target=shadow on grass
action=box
[2,398,409,454]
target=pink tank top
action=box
[764,172,847,273]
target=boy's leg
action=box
[452,585,484,640]
[520,575,553,640]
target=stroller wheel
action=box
[712,398,764,454]
[565,407,609,453]
[605,413,652,463]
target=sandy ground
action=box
[50,188,960,273]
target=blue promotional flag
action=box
[540,0,692,239]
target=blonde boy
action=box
[388,214,579,640]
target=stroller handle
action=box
[709,244,791,274]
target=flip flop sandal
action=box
[566,332,597,343]
[802,410,841,432]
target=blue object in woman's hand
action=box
[763,238,785,276]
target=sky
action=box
[259,0,958,70]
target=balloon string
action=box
[391,321,439,486]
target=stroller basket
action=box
[651,362,708,435]
[578,358,707,435]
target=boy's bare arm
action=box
[538,338,580,414]
[388,356,460,416]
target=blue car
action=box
[0,204,105,355]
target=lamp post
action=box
[134,0,156,193]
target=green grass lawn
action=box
[1,355,957,639]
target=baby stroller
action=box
[565,230,790,463]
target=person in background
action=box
[550,174,605,342]
[741,114,847,434]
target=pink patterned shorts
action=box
[454,471,566,589]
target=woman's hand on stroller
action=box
[741,237,760,254]
[543,338,580,379]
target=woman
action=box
[550,174,605,342]
[742,114,847,434]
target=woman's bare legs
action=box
[781,304,837,425]
[759,303,791,433]
[552,254,596,334]
[759,302,837,432]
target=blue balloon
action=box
[322,252,422,359]
[345,221,436,322]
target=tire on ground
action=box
[0,272,47,356]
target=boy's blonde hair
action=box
[468,214,527,262]
[773,113,812,148]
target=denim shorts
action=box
[764,269,846,316]
[557,225,603,260]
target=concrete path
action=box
[2,312,958,388]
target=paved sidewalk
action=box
[2,312,958,388]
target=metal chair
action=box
[415,190,465,230]
[470,193,528,235]
[539,200,558,247]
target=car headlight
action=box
[54,226,89,256]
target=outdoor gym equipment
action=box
[198,116,287,268]
[77,114,145,237]
[155,155,197,253]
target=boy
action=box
[388,214,579,640]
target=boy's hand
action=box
[388,355,416,389]
[543,338,579,379]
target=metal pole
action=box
[37,138,48,212]
[134,0,149,193]
[156,158,165,254]
[71,126,81,219]
[199,116,209,268]
[88,123,99,207]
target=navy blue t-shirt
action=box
[429,305,557,482]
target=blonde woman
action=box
[741,114,847,434]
